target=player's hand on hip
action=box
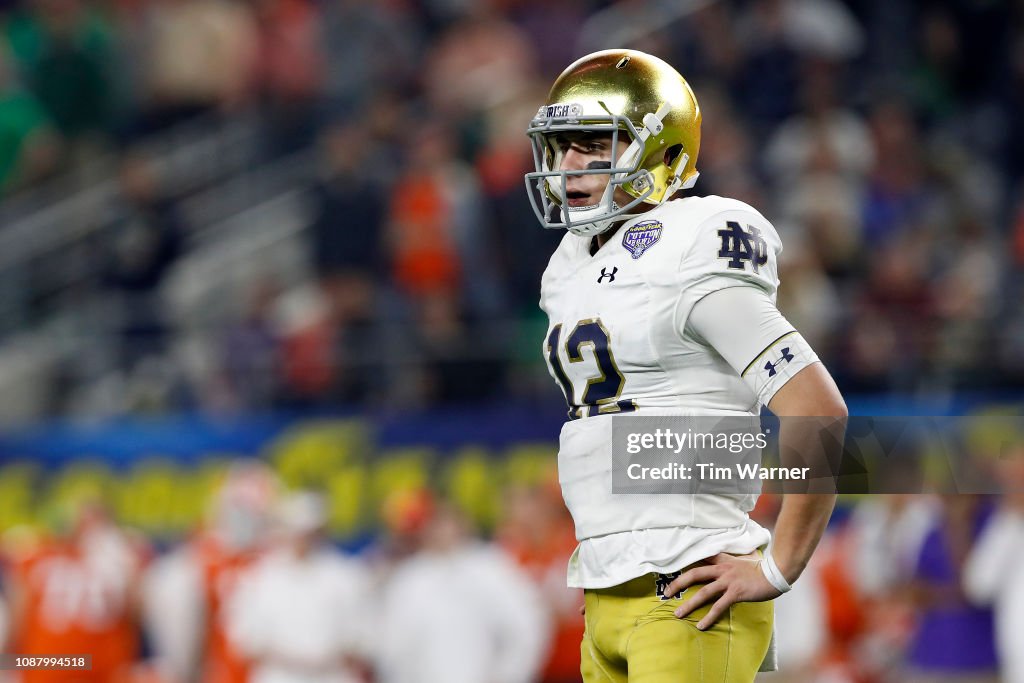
[666,552,781,630]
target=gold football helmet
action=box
[525,49,701,237]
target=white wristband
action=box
[760,550,792,594]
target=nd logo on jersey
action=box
[717,221,768,273]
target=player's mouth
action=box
[566,191,594,208]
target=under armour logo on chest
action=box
[597,266,618,283]
[764,347,794,377]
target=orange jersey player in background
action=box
[193,528,264,683]
[497,481,584,683]
[141,461,278,683]
[4,500,148,683]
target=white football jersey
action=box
[541,194,783,418]
[540,195,784,588]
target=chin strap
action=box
[564,202,622,236]
[665,153,699,194]
[678,164,699,190]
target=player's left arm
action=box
[668,366,845,629]
[666,285,846,629]
[761,363,845,586]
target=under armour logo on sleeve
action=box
[764,347,794,377]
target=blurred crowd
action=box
[2,461,1024,683]
[0,0,1020,417]
[0,462,581,683]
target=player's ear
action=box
[664,144,683,166]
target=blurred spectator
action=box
[319,0,421,116]
[309,121,385,280]
[2,498,147,683]
[963,447,1024,683]
[683,85,759,204]
[411,290,507,406]
[423,3,537,178]
[136,0,257,131]
[195,462,278,683]
[841,234,936,392]
[503,0,586,72]
[849,495,936,601]
[376,501,549,683]
[478,81,560,312]
[847,495,938,681]
[901,495,999,683]
[765,60,873,187]
[4,0,118,151]
[275,282,337,405]
[388,124,483,313]
[249,0,324,155]
[366,487,437,577]
[219,276,283,410]
[358,91,408,188]
[308,119,388,404]
[860,101,933,244]
[386,121,463,302]
[576,0,668,58]
[777,0,863,60]
[766,60,872,281]
[930,214,1001,387]
[424,3,536,138]
[732,0,802,133]
[228,491,373,683]
[775,237,842,358]
[0,44,59,193]
[391,119,504,315]
[141,534,206,683]
[909,8,961,126]
[101,150,183,373]
[497,481,582,683]
[272,272,380,409]
[751,495,831,683]
[143,461,278,683]
[380,117,509,405]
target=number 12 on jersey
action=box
[546,318,637,420]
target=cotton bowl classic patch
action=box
[622,220,663,259]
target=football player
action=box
[525,50,847,682]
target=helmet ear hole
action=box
[664,144,684,169]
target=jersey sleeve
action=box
[672,207,783,335]
[685,286,820,406]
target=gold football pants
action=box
[580,572,774,683]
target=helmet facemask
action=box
[525,102,692,237]
[525,114,648,237]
